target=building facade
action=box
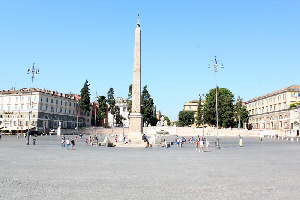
[245,85,300,135]
[107,97,129,128]
[0,88,91,134]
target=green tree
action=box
[234,96,249,129]
[107,88,116,126]
[79,80,91,112]
[163,115,171,126]
[177,110,195,127]
[204,87,235,128]
[141,85,156,126]
[195,94,204,127]
[127,84,132,114]
[114,106,124,126]
[97,96,107,127]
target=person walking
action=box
[206,139,210,152]
[66,138,70,150]
[195,138,199,152]
[71,138,75,149]
[199,138,204,152]
[61,137,65,147]
[239,138,243,147]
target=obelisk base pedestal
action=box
[128,113,143,143]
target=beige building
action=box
[183,100,206,127]
[245,85,300,135]
[183,100,199,113]
[0,88,91,134]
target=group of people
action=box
[61,136,76,150]
[195,137,210,152]
[85,135,99,146]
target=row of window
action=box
[1,96,77,108]
[247,94,290,109]
[249,103,287,115]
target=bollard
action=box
[33,139,36,145]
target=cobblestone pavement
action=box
[0,135,300,200]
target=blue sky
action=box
[1,0,300,121]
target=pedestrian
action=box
[71,138,75,149]
[0,133,2,140]
[61,137,65,147]
[239,138,243,147]
[206,139,210,152]
[195,138,199,152]
[142,134,149,148]
[199,138,204,152]
[66,138,70,150]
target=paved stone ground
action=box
[0,135,300,200]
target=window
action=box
[273,96,276,102]
[278,95,281,101]
[46,98,48,102]
[15,105,17,110]
[40,97,43,102]
[278,103,281,110]
[61,100,62,105]
[16,97,18,102]
[270,105,272,111]
[284,102,287,109]
[8,106,11,111]
[45,106,48,111]
[283,94,286,99]
[65,102,67,106]
[266,99,268,104]
[56,100,58,104]
[9,97,11,102]
[51,99,53,103]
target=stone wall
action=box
[59,126,289,137]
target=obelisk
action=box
[128,13,143,142]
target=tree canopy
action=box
[234,96,249,129]
[97,96,107,127]
[141,85,157,126]
[79,80,91,112]
[195,94,204,127]
[204,87,235,128]
[177,110,195,127]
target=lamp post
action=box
[26,62,39,145]
[76,101,79,133]
[199,93,205,138]
[208,56,224,149]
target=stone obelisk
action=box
[128,13,143,142]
